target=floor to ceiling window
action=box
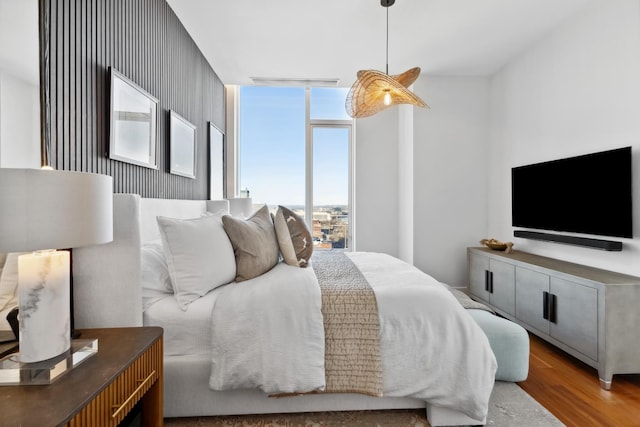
[238,86,353,250]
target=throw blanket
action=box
[311,251,383,397]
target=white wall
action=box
[225,85,239,197]
[413,76,490,286]
[0,0,40,168]
[397,104,414,264]
[0,71,40,168]
[354,107,399,256]
[488,0,640,275]
[354,77,489,285]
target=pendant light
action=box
[346,0,427,118]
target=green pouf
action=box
[467,309,530,382]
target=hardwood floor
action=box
[520,333,640,426]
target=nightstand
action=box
[0,327,163,426]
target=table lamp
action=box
[0,168,112,363]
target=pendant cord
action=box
[385,5,389,75]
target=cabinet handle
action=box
[112,370,156,419]
[485,270,489,292]
[543,291,549,320]
[550,294,557,324]
[489,271,494,294]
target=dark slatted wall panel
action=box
[41,0,224,199]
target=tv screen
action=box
[511,147,632,238]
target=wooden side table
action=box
[0,327,163,427]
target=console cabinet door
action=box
[468,253,516,315]
[550,277,598,361]
[515,267,550,335]
[469,253,490,302]
[489,259,516,316]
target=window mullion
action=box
[305,87,313,231]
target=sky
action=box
[238,86,351,207]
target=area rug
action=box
[164,381,564,426]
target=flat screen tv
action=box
[511,147,632,239]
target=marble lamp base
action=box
[18,250,71,363]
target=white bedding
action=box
[348,252,496,420]
[209,261,326,394]
[144,289,220,357]
[205,251,497,421]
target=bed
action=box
[72,194,497,426]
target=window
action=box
[238,86,353,249]
[309,88,351,120]
[238,87,305,206]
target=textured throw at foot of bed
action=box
[312,251,383,397]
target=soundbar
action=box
[513,230,622,251]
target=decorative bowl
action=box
[485,241,508,250]
[479,238,513,253]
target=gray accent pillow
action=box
[273,206,313,268]
[222,205,280,282]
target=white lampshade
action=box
[0,168,113,363]
[0,168,113,251]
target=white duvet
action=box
[208,252,497,421]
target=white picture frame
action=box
[108,67,158,169]
[169,110,197,179]
[209,122,225,199]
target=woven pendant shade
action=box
[345,67,427,118]
[345,1,427,118]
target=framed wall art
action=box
[209,122,225,199]
[108,67,158,169]
[169,110,197,179]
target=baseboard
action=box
[513,230,622,251]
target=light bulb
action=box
[383,91,392,106]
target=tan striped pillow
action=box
[273,206,313,268]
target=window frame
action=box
[235,85,355,249]
[306,88,354,248]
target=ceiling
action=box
[166,0,593,87]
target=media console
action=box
[468,247,640,389]
[513,230,623,251]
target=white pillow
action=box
[157,213,236,310]
[141,241,173,311]
[0,253,21,312]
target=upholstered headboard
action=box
[73,193,253,329]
